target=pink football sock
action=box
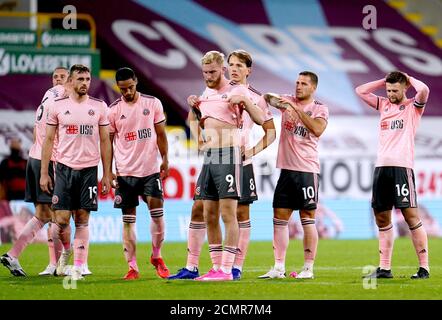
[301,218,318,266]
[273,218,289,266]
[122,215,138,271]
[220,246,237,274]
[378,224,394,270]
[73,223,89,267]
[410,221,429,270]
[209,244,223,270]
[186,221,206,269]
[8,216,45,258]
[150,208,165,258]
[233,220,251,270]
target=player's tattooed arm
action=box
[278,97,327,137]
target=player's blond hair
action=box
[201,50,225,66]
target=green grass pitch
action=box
[1,238,441,300]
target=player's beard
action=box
[296,92,308,101]
[76,86,88,96]
[124,93,135,102]
[389,95,402,104]
[206,74,221,89]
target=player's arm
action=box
[355,79,385,109]
[188,110,199,140]
[245,119,276,159]
[155,120,169,179]
[40,124,56,193]
[33,126,36,144]
[229,94,264,125]
[408,76,430,107]
[99,125,112,195]
[298,113,327,138]
[187,110,205,146]
[108,132,118,188]
[109,132,114,162]
[279,97,327,137]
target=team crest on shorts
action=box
[143,109,150,116]
[221,94,227,99]
[400,105,405,110]
[195,186,201,195]
[88,109,95,116]
[306,111,313,117]
[115,195,122,205]
[52,195,59,204]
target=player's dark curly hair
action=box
[116,67,137,82]
[386,71,409,85]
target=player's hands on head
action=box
[402,72,411,88]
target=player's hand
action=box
[278,97,298,111]
[160,159,169,180]
[228,95,246,107]
[101,174,112,195]
[243,147,254,160]
[111,172,119,189]
[402,72,411,88]
[187,95,199,107]
[240,145,254,161]
[198,136,210,151]
[39,173,53,194]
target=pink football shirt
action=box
[276,95,329,173]
[198,83,251,127]
[240,84,273,165]
[355,77,429,169]
[29,85,65,161]
[108,94,166,177]
[375,97,423,168]
[47,96,109,170]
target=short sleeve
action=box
[46,101,58,126]
[107,107,116,133]
[315,105,329,122]
[99,101,110,126]
[154,98,166,124]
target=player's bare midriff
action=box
[202,117,240,149]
